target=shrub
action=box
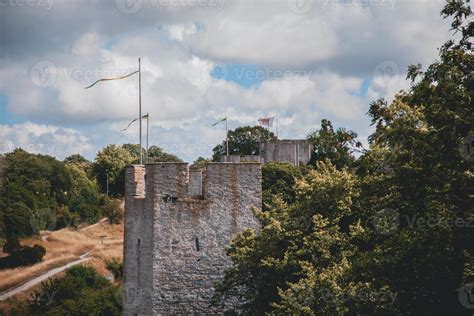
[105,257,123,280]
[0,243,46,269]
[3,236,21,254]
[28,265,121,316]
[103,199,123,224]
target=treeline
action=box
[0,144,180,239]
[213,2,473,315]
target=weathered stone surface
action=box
[123,162,262,315]
[260,139,311,166]
[220,155,261,163]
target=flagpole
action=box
[225,118,229,156]
[146,113,149,164]
[276,115,279,139]
[138,58,143,165]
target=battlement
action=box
[126,162,262,200]
[123,162,262,314]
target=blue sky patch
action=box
[211,63,263,88]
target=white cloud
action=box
[0,122,93,160]
[0,0,454,162]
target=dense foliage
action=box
[262,161,301,211]
[94,144,181,196]
[212,126,277,161]
[308,119,360,169]
[0,143,179,239]
[215,1,473,314]
[0,239,46,269]
[25,265,122,316]
[0,149,105,239]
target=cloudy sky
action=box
[0,0,453,162]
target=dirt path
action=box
[0,217,112,301]
[0,252,91,301]
[40,218,109,243]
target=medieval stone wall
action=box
[123,162,262,315]
[123,165,153,315]
[260,139,311,166]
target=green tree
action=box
[353,1,473,313]
[192,156,211,168]
[147,145,182,163]
[215,162,392,314]
[93,145,134,196]
[216,1,473,314]
[122,143,142,161]
[262,161,301,211]
[103,199,123,224]
[122,143,182,163]
[0,149,106,237]
[308,119,360,169]
[64,154,93,179]
[212,126,277,161]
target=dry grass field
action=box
[0,220,124,294]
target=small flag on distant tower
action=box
[211,117,227,126]
[258,116,275,128]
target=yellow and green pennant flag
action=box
[121,114,149,131]
[84,70,139,89]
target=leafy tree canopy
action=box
[216,1,473,314]
[308,119,360,169]
[212,126,277,161]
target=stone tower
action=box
[123,162,262,315]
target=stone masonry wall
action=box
[123,165,154,315]
[123,162,262,315]
[260,139,311,166]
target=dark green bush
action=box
[28,265,121,316]
[105,257,123,280]
[0,243,46,269]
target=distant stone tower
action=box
[260,139,312,166]
[123,162,262,315]
[219,139,312,166]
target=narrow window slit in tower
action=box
[137,239,141,260]
[195,238,200,252]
